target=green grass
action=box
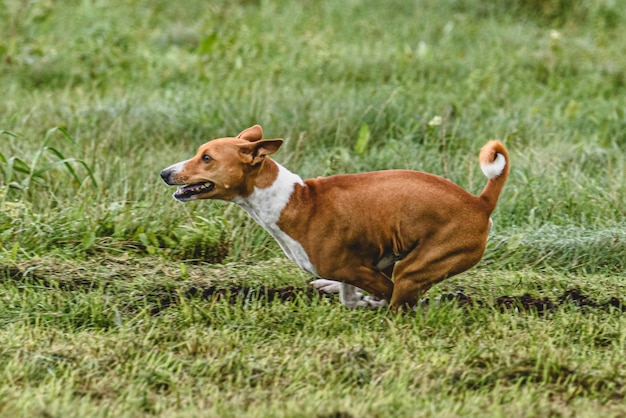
[1,0,626,416]
[2,259,626,417]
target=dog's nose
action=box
[160,169,171,184]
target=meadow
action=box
[1,0,625,416]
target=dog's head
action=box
[160,125,283,202]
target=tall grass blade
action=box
[42,147,98,188]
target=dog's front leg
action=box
[310,279,388,309]
[339,283,366,308]
[310,278,343,294]
[340,283,388,309]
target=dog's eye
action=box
[202,154,211,163]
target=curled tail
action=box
[478,140,509,215]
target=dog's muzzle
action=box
[160,167,215,201]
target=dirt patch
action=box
[184,284,321,303]
[148,285,324,315]
[422,289,626,314]
[558,288,625,310]
[495,288,626,314]
[156,286,626,316]
[0,264,99,290]
[495,293,557,314]
[143,285,333,315]
[2,264,625,315]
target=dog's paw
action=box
[311,280,388,309]
[341,299,370,309]
[309,278,342,294]
[341,295,387,310]
[363,295,388,309]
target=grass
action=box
[1,0,625,416]
[2,259,626,417]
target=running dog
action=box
[160,125,509,310]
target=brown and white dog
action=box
[160,125,509,310]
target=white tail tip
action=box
[480,153,506,179]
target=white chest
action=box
[233,164,318,276]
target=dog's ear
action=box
[239,139,283,166]
[237,125,263,142]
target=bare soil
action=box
[3,264,624,315]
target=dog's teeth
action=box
[176,182,213,196]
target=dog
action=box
[160,125,509,310]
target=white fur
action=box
[310,278,342,293]
[162,160,189,200]
[340,284,388,309]
[340,283,368,308]
[163,160,186,175]
[363,295,388,309]
[310,279,388,309]
[480,153,506,179]
[233,163,318,276]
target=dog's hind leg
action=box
[389,244,483,310]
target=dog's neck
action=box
[233,159,317,274]
[233,159,303,230]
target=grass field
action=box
[1,0,625,416]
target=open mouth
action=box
[174,181,215,200]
